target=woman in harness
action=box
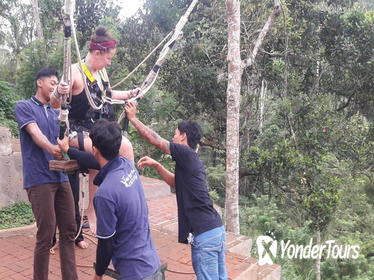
[51,27,139,234]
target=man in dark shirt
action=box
[15,68,78,280]
[87,119,161,280]
[125,102,227,280]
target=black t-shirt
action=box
[170,142,223,244]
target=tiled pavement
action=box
[0,176,280,279]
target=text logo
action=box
[256,235,277,265]
[255,237,360,266]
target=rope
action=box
[73,174,86,242]
[58,0,75,137]
[116,0,200,125]
[83,232,98,245]
[66,0,199,121]
[70,13,104,111]
[124,0,199,103]
[166,268,195,275]
[111,30,173,89]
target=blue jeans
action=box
[191,226,228,280]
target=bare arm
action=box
[138,156,175,188]
[111,88,140,100]
[25,123,63,159]
[50,65,81,109]
[125,102,170,154]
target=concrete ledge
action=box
[234,258,259,280]
[226,231,253,257]
[0,222,36,238]
[258,264,282,280]
[233,258,282,280]
[0,126,12,156]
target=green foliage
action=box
[205,164,225,206]
[74,0,120,49]
[320,174,374,279]
[15,40,63,97]
[320,9,374,120]
[241,195,316,279]
[0,201,34,230]
[0,0,373,278]
[0,81,21,136]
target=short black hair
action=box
[89,119,122,161]
[36,68,58,81]
[177,120,203,149]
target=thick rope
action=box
[111,30,173,89]
[69,0,199,117]
[124,0,199,101]
[58,0,75,137]
[117,0,199,125]
[71,13,104,111]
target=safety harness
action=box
[79,62,114,120]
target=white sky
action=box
[115,0,144,19]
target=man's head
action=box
[35,68,58,100]
[172,120,202,150]
[89,119,122,161]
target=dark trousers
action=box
[68,171,84,244]
[27,182,78,280]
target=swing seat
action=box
[49,159,79,172]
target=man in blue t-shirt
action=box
[125,102,228,280]
[15,68,78,280]
[89,119,161,280]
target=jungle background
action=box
[0,0,373,279]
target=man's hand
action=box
[48,144,63,159]
[57,136,69,153]
[57,81,69,96]
[124,102,138,121]
[137,156,159,169]
[93,274,103,280]
[138,156,175,188]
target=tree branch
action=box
[239,168,256,178]
[200,138,226,151]
[242,0,281,69]
[337,93,355,112]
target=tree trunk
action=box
[224,0,280,234]
[315,230,321,280]
[259,79,267,134]
[31,0,44,40]
[225,0,242,234]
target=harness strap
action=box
[78,62,114,121]
[77,132,85,151]
[80,62,110,97]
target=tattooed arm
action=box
[125,102,170,155]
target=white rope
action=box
[70,13,104,111]
[58,0,75,134]
[111,30,173,89]
[116,0,199,125]
[122,0,199,103]
[70,0,199,115]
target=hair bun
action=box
[95,27,107,37]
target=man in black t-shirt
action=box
[125,102,228,280]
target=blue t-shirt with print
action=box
[15,97,68,189]
[93,156,160,280]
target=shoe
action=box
[82,215,90,229]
